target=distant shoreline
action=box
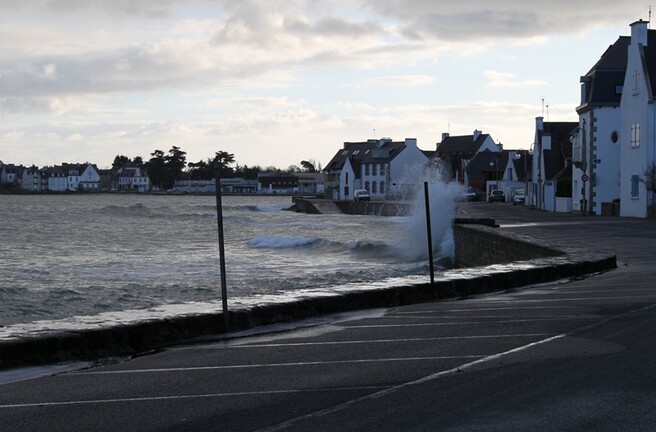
[0,189,321,198]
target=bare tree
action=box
[643,162,656,205]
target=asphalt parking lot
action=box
[1,203,655,431]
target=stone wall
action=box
[453,223,562,267]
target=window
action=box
[631,175,640,198]
[364,181,370,191]
[371,181,377,193]
[380,165,385,175]
[379,181,385,194]
[372,164,378,176]
[365,164,370,176]
[631,123,640,148]
[632,70,640,95]
[611,131,619,143]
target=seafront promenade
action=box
[1,202,655,431]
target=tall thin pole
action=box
[423,182,435,286]
[214,164,229,332]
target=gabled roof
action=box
[539,122,577,180]
[578,36,629,111]
[436,133,490,154]
[465,150,506,180]
[324,139,406,172]
[641,29,656,97]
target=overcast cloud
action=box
[0,0,651,167]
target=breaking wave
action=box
[248,235,321,249]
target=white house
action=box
[324,137,429,200]
[620,20,656,217]
[45,166,68,192]
[78,164,100,191]
[21,166,41,191]
[64,164,82,191]
[573,33,626,215]
[117,163,150,192]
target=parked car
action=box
[488,190,505,203]
[353,189,370,201]
[512,189,526,205]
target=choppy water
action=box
[0,188,458,327]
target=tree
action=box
[112,155,130,169]
[145,150,167,189]
[212,151,236,177]
[164,146,187,187]
[644,162,656,205]
[300,160,316,173]
[132,156,144,166]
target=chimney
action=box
[630,19,648,46]
[473,129,482,141]
[441,132,449,142]
[405,138,417,148]
[536,116,544,132]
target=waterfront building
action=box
[323,137,428,201]
[435,130,500,185]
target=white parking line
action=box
[0,386,392,409]
[259,302,656,432]
[395,306,582,314]
[73,356,485,375]
[224,333,552,349]
[464,295,656,303]
[345,316,598,328]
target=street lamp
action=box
[489,158,499,191]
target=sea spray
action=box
[395,163,463,262]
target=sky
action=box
[0,1,652,170]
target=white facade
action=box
[79,164,100,190]
[338,158,358,200]
[47,171,68,192]
[389,138,430,186]
[572,107,622,215]
[21,167,41,191]
[620,20,656,217]
[117,165,150,192]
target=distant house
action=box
[323,137,428,200]
[620,20,656,217]
[435,130,500,185]
[296,173,325,195]
[79,164,101,191]
[44,166,68,192]
[257,173,299,194]
[573,33,627,215]
[529,118,577,212]
[21,166,41,192]
[116,163,150,192]
[466,149,531,201]
[1,163,23,187]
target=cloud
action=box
[362,0,646,41]
[484,70,548,88]
[358,75,436,88]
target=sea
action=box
[0,185,459,328]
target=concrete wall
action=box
[453,223,562,267]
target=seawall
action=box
[291,198,413,216]
[0,220,616,370]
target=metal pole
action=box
[423,182,435,286]
[214,164,229,332]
